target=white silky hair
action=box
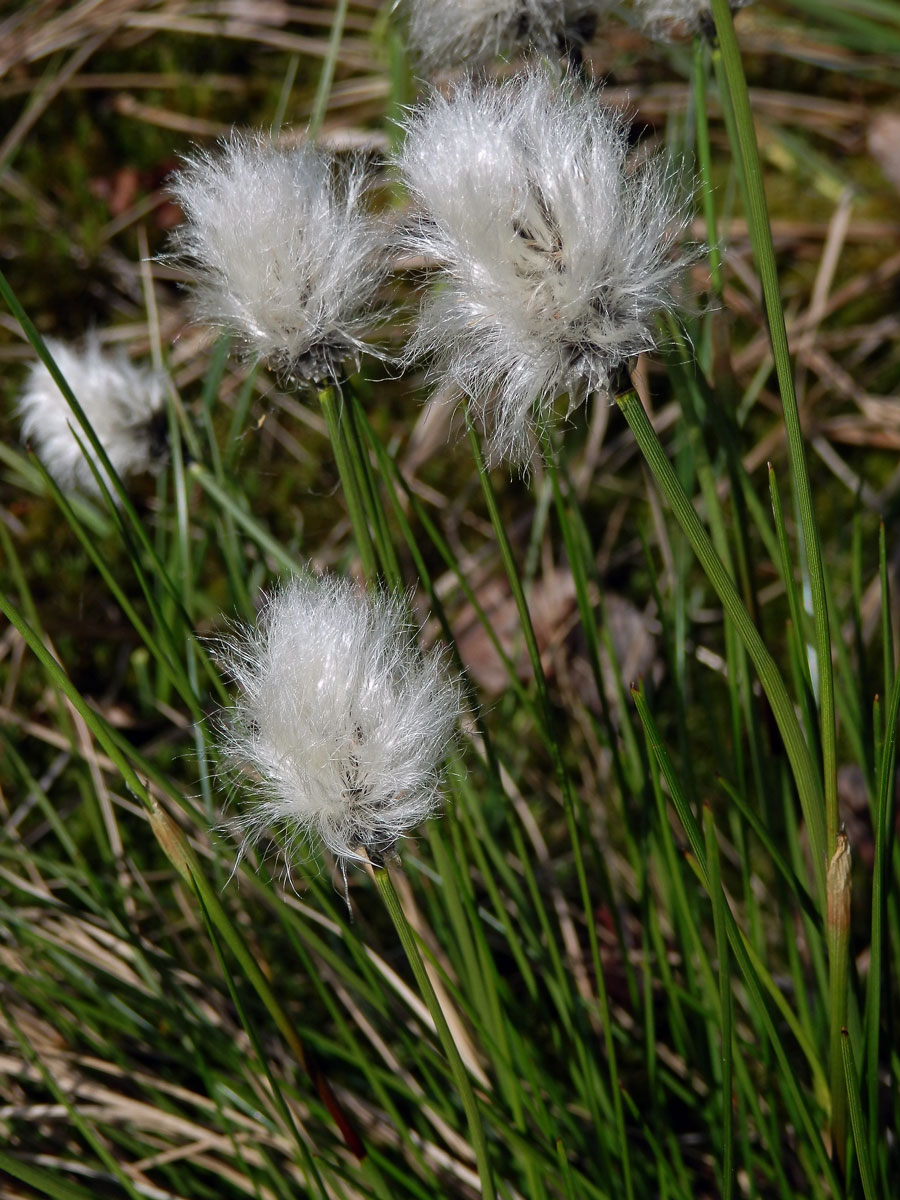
[168,132,389,384]
[17,334,166,495]
[217,574,460,868]
[397,69,695,467]
[402,0,604,70]
[633,0,752,37]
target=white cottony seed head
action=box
[17,335,166,495]
[633,0,752,38]
[217,574,460,868]
[402,0,605,70]
[168,132,388,385]
[397,70,694,467]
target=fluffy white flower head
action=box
[17,335,166,495]
[633,0,752,38]
[218,574,460,867]
[402,0,604,70]
[397,70,694,466]
[168,132,388,384]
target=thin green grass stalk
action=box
[426,823,545,1183]
[850,515,872,758]
[196,894,334,1198]
[0,589,157,808]
[556,1139,579,1200]
[425,855,548,1200]
[318,385,378,577]
[874,693,884,787]
[634,687,837,1192]
[346,391,403,587]
[1,268,229,718]
[307,0,350,136]
[0,440,105,530]
[0,736,86,873]
[146,799,366,1158]
[768,466,815,700]
[642,725,714,1065]
[703,805,734,1200]
[881,519,894,721]
[865,524,897,1149]
[199,339,255,617]
[370,859,497,1200]
[715,775,819,927]
[0,266,196,625]
[63,421,224,712]
[270,923,415,1138]
[26,454,199,713]
[0,1149,98,1200]
[824,562,868,770]
[467,422,635,1200]
[360,417,505,741]
[451,764,617,1154]
[273,53,300,134]
[692,38,723,296]
[541,442,636,995]
[826,834,852,1172]
[0,993,146,1200]
[784,0,900,52]
[547,447,644,820]
[190,461,302,574]
[865,663,900,1159]
[368,427,549,735]
[225,363,259,471]
[709,0,836,863]
[636,681,829,1106]
[841,1028,877,1199]
[616,387,826,899]
[450,778,540,1002]
[164,385,217,829]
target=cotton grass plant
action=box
[1,4,898,1200]
[217,572,460,869]
[633,0,753,38]
[397,69,694,466]
[168,131,389,385]
[401,0,606,71]
[17,333,167,496]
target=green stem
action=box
[866,663,900,1159]
[842,1029,878,1200]
[372,860,496,1200]
[692,37,723,296]
[710,0,836,863]
[149,799,365,1159]
[827,834,851,1172]
[319,385,377,578]
[346,392,404,588]
[616,387,826,902]
[467,423,635,1200]
[308,0,349,136]
[703,805,734,1200]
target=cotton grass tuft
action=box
[17,334,166,495]
[217,574,460,868]
[168,132,388,385]
[397,70,695,467]
[633,0,752,38]
[401,0,604,70]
